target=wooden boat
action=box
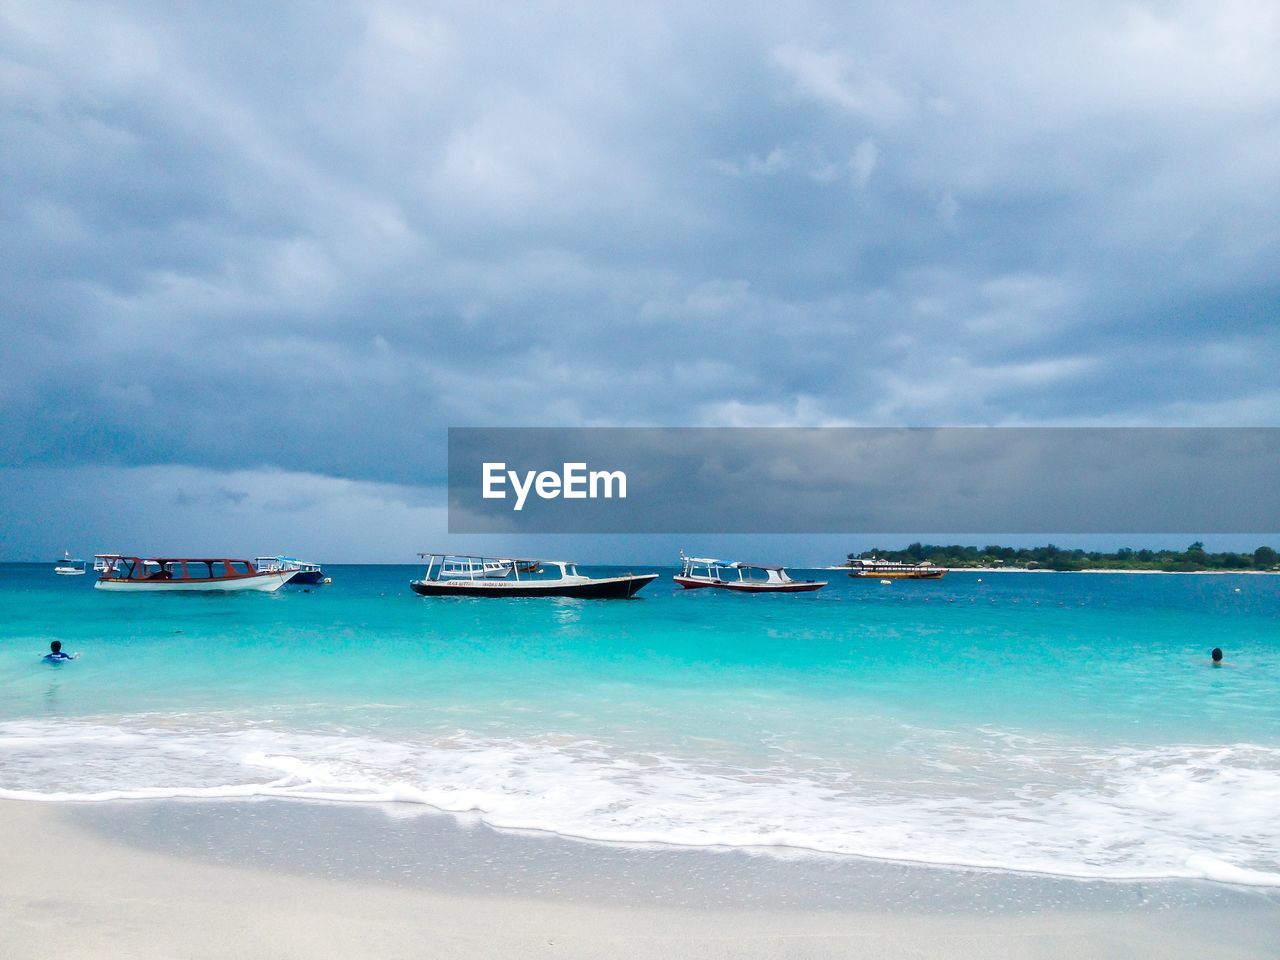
[93,555,294,592]
[674,554,826,593]
[411,554,657,599]
[844,556,947,580]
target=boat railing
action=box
[417,553,568,583]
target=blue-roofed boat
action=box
[254,556,330,585]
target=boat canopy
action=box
[95,554,255,563]
[254,556,321,569]
[417,553,577,583]
[93,555,262,576]
[417,552,553,564]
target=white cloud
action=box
[850,139,878,188]
[772,44,912,122]
[0,465,448,563]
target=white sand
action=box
[3,800,1277,959]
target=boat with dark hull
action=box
[254,556,330,585]
[411,554,657,599]
[674,554,826,593]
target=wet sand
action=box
[3,799,1279,959]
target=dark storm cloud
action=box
[3,0,1280,499]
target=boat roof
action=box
[94,554,255,563]
[417,552,564,564]
[683,557,788,570]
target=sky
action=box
[2,1,1279,561]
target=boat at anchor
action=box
[674,554,826,593]
[844,555,947,580]
[53,552,87,576]
[411,554,657,599]
[93,555,295,592]
[254,556,330,585]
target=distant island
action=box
[850,543,1280,573]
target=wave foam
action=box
[2,718,1279,886]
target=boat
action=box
[844,555,947,580]
[410,554,657,598]
[93,555,295,592]
[53,552,87,576]
[254,556,330,585]
[674,553,826,593]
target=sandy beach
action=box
[4,799,1278,960]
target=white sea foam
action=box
[2,718,1279,886]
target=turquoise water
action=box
[2,563,1279,884]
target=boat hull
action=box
[410,573,658,599]
[673,576,719,589]
[674,575,826,593]
[848,570,947,580]
[94,572,294,593]
[54,569,86,576]
[286,570,326,585]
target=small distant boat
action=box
[845,555,947,580]
[94,555,294,592]
[411,553,657,599]
[53,552,87,576]
[254,556,329,585]
[674,554,826,593]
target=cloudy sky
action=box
[2,1,1278,560]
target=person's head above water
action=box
[50,640,62,653]
[1211,647,1223,663]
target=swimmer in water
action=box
[42,640,78,662]
[1210,647,1224,667]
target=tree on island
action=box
[850,543,1280,572]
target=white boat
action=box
[53,552,87,576]
[254,556,330,585]
[674,553,826,593]
[844,555,947,580]
[93,555,293,593]
[411,554,657,598]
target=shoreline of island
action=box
[820,566,1279,574]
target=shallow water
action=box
[2,564,1278,885]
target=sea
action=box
[2,563,1278,887]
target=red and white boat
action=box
[674,554,827,593]
[93,555,295,593]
